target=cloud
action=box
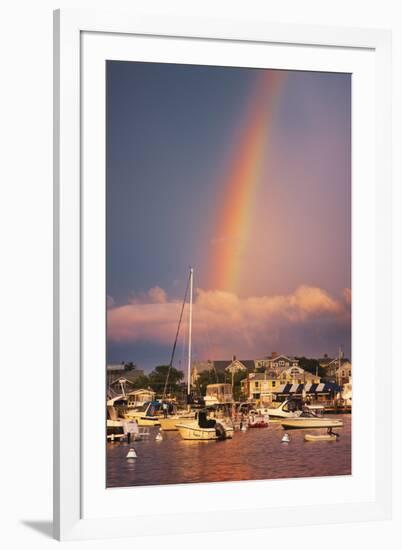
[107,285,350,359]
[343,287,352,306]
[129,286,167,305]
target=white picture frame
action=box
[53,8,392,541]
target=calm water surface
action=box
[107,414,351,487]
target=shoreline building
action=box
[107,363,144,397]
[319,355,352,385]
[241,361,321,403]
[191,356,255,385]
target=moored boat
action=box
[124,401,162,426]
[281,417,343,430]
[176,410,234,440]
[159,412,195,431]
[304,433,338,442]
[265,399,303,419]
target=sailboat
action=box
[174,268,234,440]
[159,267,195,431]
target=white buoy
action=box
[111,433,115,442]
[241,423,248,432]
[281,433,290,443]
[126,447,137,459]
[155,431,163,441]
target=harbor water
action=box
[107,414,351,487]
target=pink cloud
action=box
[343,287,352,306]
[107,285,350,358]
[129,286,168,305]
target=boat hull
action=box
[248,421,268,428]
[159,415,194,431]
[304,433,338,442]
[266,412,301,419]
[176,423,218,440]
[281,418,343,430]
[124,415,161,426]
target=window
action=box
[272,381,276,387]
[255,381,259,388]
[349,371,351,376]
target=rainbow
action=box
[210,70,286,292]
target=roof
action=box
[107,364,126,371]
[213,360,255,372]
[257,354,299,363]
[319,358,350,368]
[126,388,155,396]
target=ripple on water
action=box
[107,414,351,487]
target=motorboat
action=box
[176,410,234,440]
[265,399,303,419]
[159,411,195,431]
[281,416,343,430]
[248,410,269,428]
[123,401,162,426]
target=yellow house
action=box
[277,366,320,386]
[241,366,320,402]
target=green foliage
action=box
[232,370,248,400]
[123,361,136,371]
[148,365,184,396]
[196,369,225,392]
[195,368,248,401]
[295,357,325,378]
[131,374,150,390]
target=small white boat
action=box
[304,433,338,442]
[176,410,234,440]
[281,417,343,430]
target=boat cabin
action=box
[126,388,156,409]
[204,383,233,406]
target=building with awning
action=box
[274,382,341,401]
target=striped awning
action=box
[278,382,340,394]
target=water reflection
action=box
[107,414,351,488]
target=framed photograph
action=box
[54,8,392,540]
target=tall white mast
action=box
[187,267,194,396]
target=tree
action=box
[232,370,248,400]
[123,361,136,372]
[296,357,325,378]
[131,374,150,390]
[148,365,184,396]
[195,369,225,395]
[195,368,247,400]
